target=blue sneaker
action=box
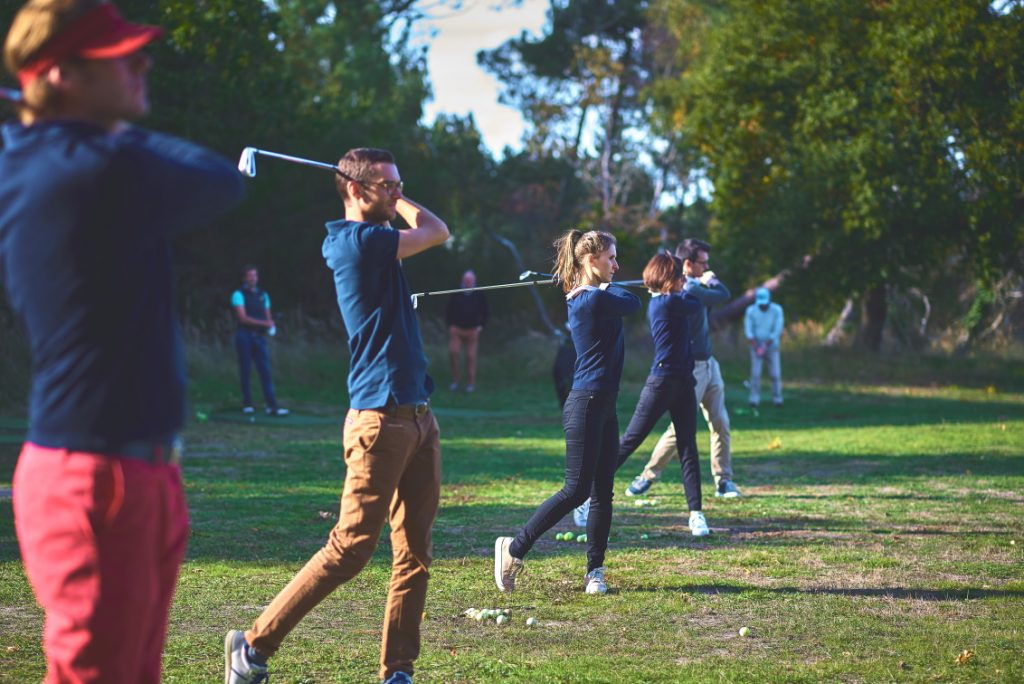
[625,475,652,497]
[383,671,413,684]
[715,479,742,498]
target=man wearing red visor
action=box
[0,2,244,682]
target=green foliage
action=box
[652,0,1024,318]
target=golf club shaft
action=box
[251,148,338,174]
[412,278,557,301]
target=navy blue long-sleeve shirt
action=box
[648,291,701,377]
[681,277,730,361]
[567,285,641,392]
[0,121,244,451]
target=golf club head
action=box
[518,271,534,281]
[0,86,23,104]
[237,147,257,177]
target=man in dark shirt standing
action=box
[0,1,244,681]
[445,269,488,392]
[232,265,288,416]
[225,148,448,684]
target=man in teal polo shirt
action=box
[231,265,288,416]
[225,148,448,684]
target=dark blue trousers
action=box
[511,389,619,572]
[616,374,702,511]
[235,329,278,409]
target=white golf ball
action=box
[739,627,750,637]
[526,617,538,627]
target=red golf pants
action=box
[13,443,189,683]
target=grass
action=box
[1,335,1023,683]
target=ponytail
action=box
[552,229,617,293]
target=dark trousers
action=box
[616,374,702,511]
[511,389,618,572]
[235,329,278,408]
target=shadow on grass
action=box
[632,583,1024,601]
[740,449,1022,484]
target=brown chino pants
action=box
[246,406,441,680]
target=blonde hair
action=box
[552,229,616,293]
[3,0,102,118]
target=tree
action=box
[651,0,1024,350]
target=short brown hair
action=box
[334,147,396,201]
[3,0,101,114]
[643,252,683,294]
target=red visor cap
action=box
[17,4,164,87]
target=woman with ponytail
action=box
[494,229,640,595]
[614,253,709,536]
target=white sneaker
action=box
[688,511,710,537]
[242,406,255,415]
[494,536,524,593]
[265,407,289,417]
[573,498,590,527]
[584,567,608,594]
[224,630,268,684]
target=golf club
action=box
[238,146,358,180]
[519,270,555,281]
[411,278,557,309]
[0,87,23,105]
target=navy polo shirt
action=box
[0,121,244,451]
[322,219,434,409]
[567,285,641,392]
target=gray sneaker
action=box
[494,536,524,593]
[224,630,268,684]
[715,480,742,498]
[583,566,608,594]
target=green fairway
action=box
[1,341,1022,683]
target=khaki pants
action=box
[640,357,733,484]
[246,407,441,680]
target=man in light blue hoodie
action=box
[744,287,784,407]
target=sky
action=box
[417,0,549,156]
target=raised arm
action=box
[395,197,449,260]
[117,128,245,237]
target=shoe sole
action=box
[224,630,239,684]
[494,537,510,592]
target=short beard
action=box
[364,203,396,225]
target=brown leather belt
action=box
[381,400,430,419]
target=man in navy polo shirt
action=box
[225,148,448,684]
[1,1,244,681]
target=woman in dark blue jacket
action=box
[494,229,640,596]
[616,253,709,537]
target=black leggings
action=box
[511,389,618,572]
[616,374,702,511]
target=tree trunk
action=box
[824,298,857,347]
[858,286,887,351]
